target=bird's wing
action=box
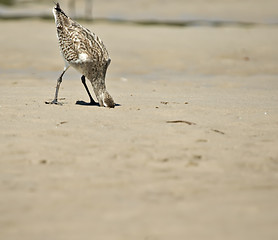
[66,22,110,64]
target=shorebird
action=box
[46,2,115,108]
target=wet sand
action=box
[0,17,278,240]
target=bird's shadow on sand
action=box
[75,100,121,107]
[75,100,99,106]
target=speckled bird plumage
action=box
[46,2,115,107]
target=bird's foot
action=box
[45,99,63,105]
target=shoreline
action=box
[1,0,278,24]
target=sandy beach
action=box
[0,1,278,239]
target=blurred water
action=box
[0,0,278,25]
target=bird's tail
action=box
[53,2,70,27]
[53,2,62,13]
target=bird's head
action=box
[99,90,115,108]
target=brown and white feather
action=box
[52,3,114,108]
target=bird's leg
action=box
[81,75,97,105]
[45,66,69,105]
